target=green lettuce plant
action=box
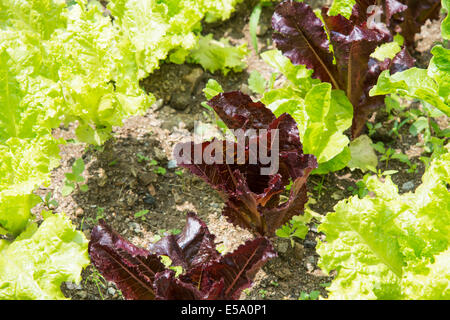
[0,0,151,262]
[0,212,89,299]
[370,45,450,116]
[107,0,245,77]
[187,34,249,74]
[317,147,450,299]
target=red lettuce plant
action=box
[272,1,416,138]
[88,212,276,300]
[175,91,317,236]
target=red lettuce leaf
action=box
[148,212,220,270]
[385,0,409,23]
[89,213,275,300]
[88,220,165,300]
[272,1,339,87]
[389,47,416,74]
[176,92,317,235]
[180,237,277,300]
[207,91,276,130]
[272,1,415,138]
[153,270,215,300]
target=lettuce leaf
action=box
[0,30,62,141]
[187,34,248,75]
[202,0,244,23]
[0,213,89,300]
[402,249,450,299]
[347,134,378,172]
[317,148,450,299]
[370,45,450,116]
[0,136,61,235]
[443,0,450,40]
[0,0,67,39]
[328,0,356,19]
[46,1,152,145]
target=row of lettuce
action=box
[0,0,244,299]
[0,0,448,299]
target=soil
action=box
[29,0,447,300]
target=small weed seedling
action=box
[311,175,326,199]
[42,192,59,209]
[87,207,105,226]
[242,288,251,296]
[85,267,107,300]
[216,243,227,254]
[65,138,79,144]
[134,209,149,221]
[372,142,412,171]
[108,159,118,166]
[389,113,414,138]
[366,122,382,137]
[406,163,419,174]
[249,0,274,54]
[299,290,320,301]
[276,215,310,247]
[154,166,167,175]
[150,228,182,243]
[397,104,450,150]
[347,180,369,199]
[390,153,418,174]
[147,159,166,175]
[372,142,394,168]
[160,256,183,278]
[62,158,88,196]
[383,96,413,138]
[259,289,268,299]
[376,169,399,177]
[136,152,150,163]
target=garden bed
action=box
[25,0,447,300]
